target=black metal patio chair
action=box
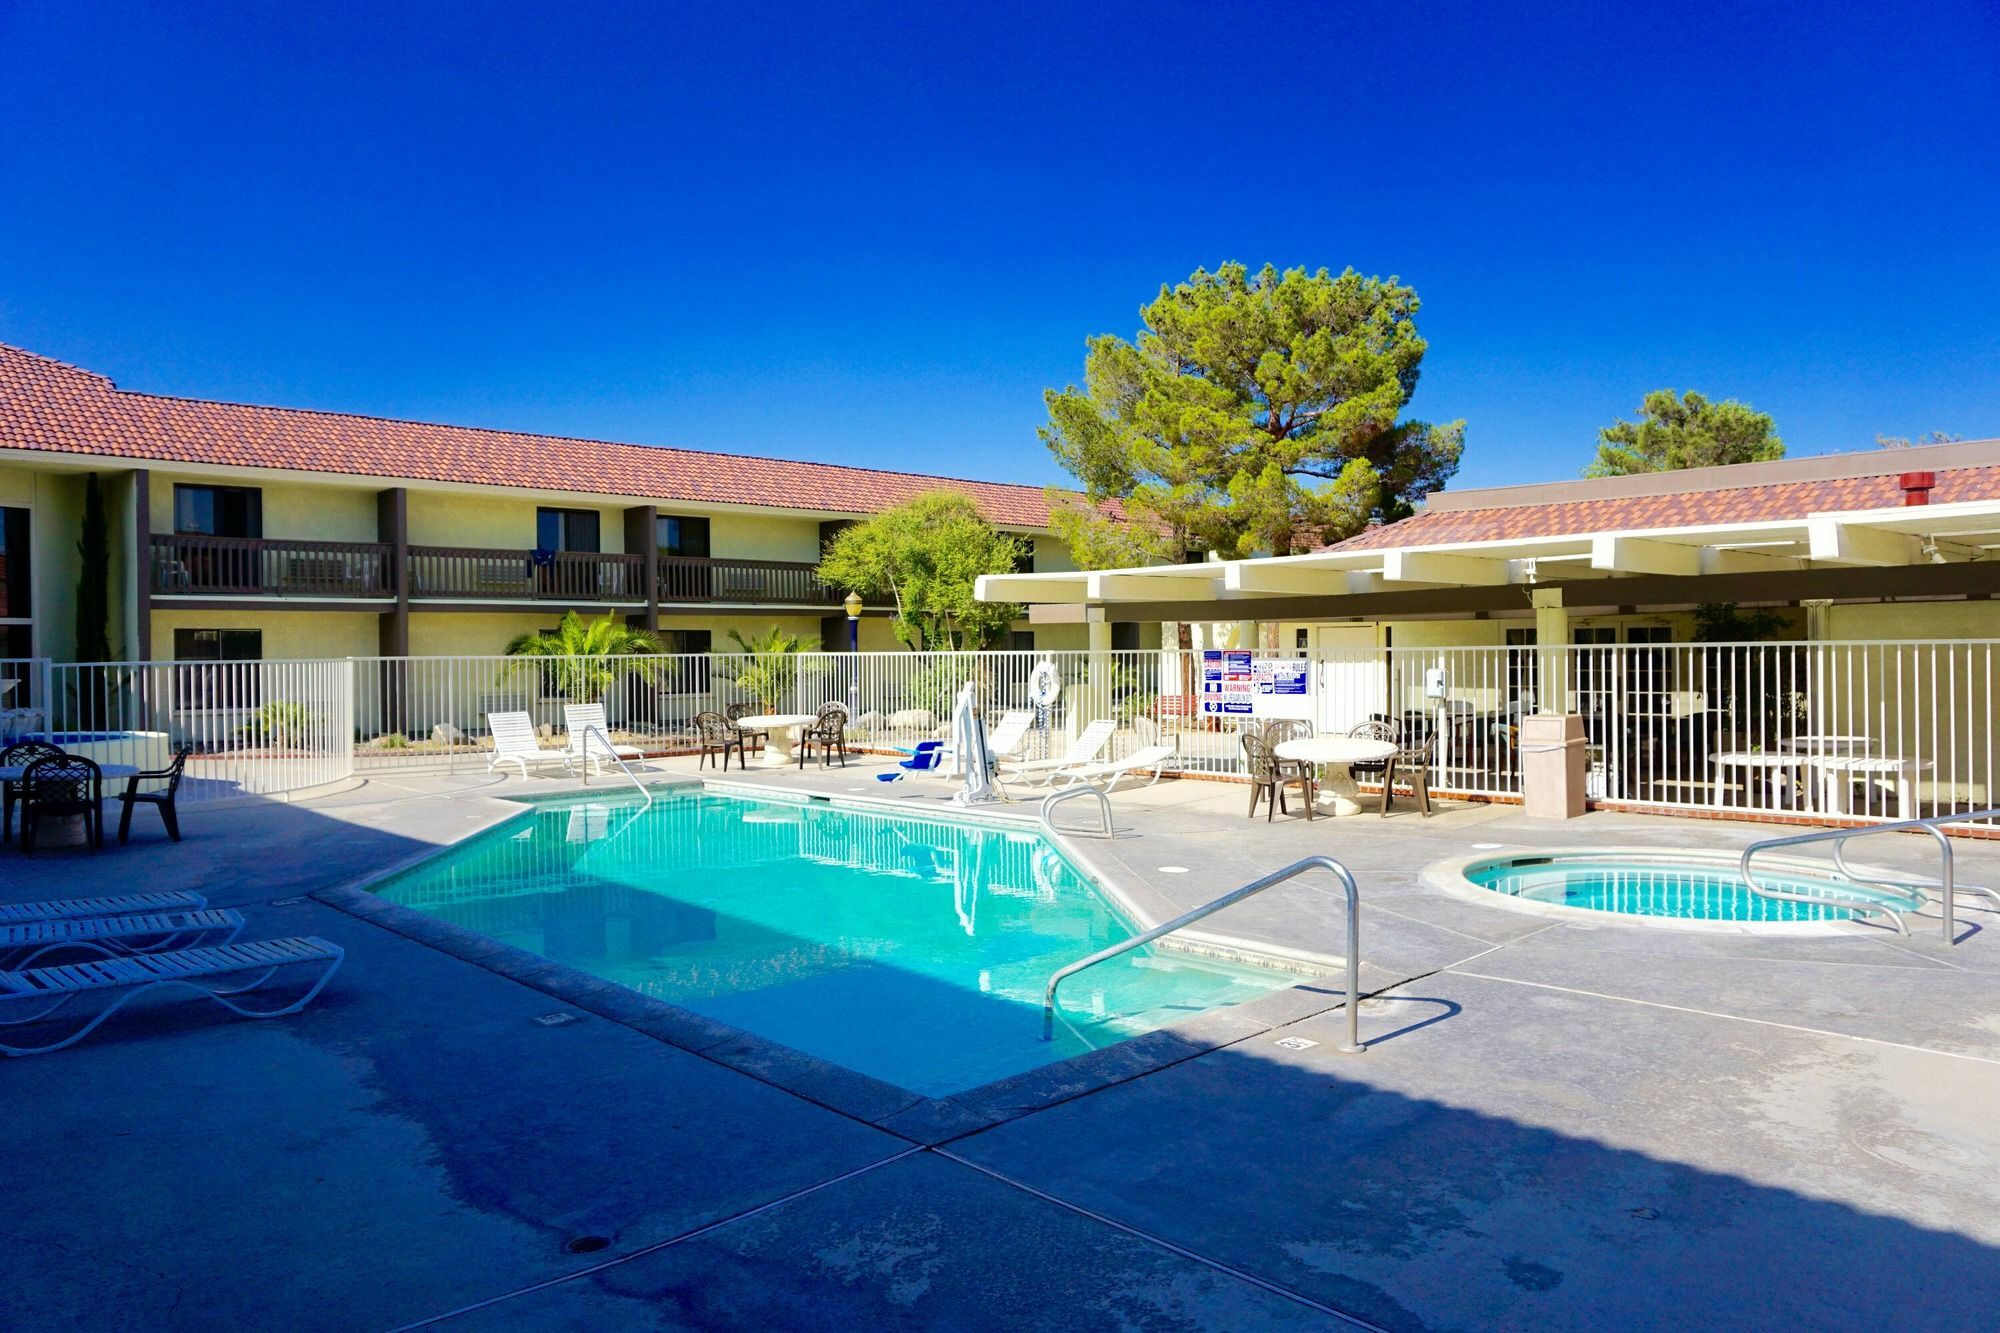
[798,703,850,769]
[2,739,65,844]
[693,711,746,771]
[116,746,192,844]
[19,753,104,854]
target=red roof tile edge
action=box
[0,342,1115,529]
[1326,465,2000,552]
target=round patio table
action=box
[732,714,818,768]
[1274,736,1396,817]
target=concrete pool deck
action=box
[4,758,1999,1330]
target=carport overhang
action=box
[974,500,2000,624]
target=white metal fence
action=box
[10,658,354,802]
[3,641,1995,824]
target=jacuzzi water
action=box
[374,792,1292,1096]
[1465,853,1922,923]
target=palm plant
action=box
[725,626,822,714]
[504,610,663,700]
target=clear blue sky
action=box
[2,1,1995,493]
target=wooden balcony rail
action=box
[408,546,645,602]
[151,534,394,597]
[658,555,843,606]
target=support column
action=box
[131,468,152,661]
[1532,587,1567,713]
[1084,606,1113,738]
[376,488,410,737]
[1802,598,1833,642]
[624,504,660,633]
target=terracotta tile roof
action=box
[1329,466,2000,551]
[0,343,1105,528]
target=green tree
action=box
[1587,390,1782,477]
[503,610,662,700]
[1039,262,1464,564]
[816,491,1026,650]
[724,625,823,714]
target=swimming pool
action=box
[373,792,1292,1096]
[1461,850,1922,925]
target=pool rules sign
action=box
[1202,652,1311,720]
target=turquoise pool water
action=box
[375,792,1291,1096]
[1465,854,1921,923]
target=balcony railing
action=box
[151,534,394,598]
[658,555,842,606]
[149,536,842,608]
[409,547,645,602]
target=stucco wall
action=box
[1826,601,2000,640]
[150,473,381,544]
[150,608,380,660]
[406,492,628,553]
[700,512,823,563]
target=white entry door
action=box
[1305,626,1386,733]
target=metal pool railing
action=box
[1041,854,1366,1053]
[1740,807,2000,942]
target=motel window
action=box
[1007,631,1035,652]
[173,485,263,538]
[656,515,711,558]
[0,506,30,623]
[1010,538,1035,574]
[174,628,263,661]
[1112,623,1141,652]
[172,628,264,707]
[536,508,600,553]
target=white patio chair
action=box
[1061,742,1177,791]
[486,711,565,778]
[560,703,644,775]
[999,719,1117,787]
[0,935,345,1057]
[0,908,246,971]
[0,891,207,925]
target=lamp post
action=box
[843,591,863,653]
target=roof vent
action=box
[1898,471,1936,506]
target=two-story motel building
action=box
[0,343,1135,668]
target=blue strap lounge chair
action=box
[0,891,207,925]
[0,908,246,971]
[0,935,345,1056]
[899,740,946,772]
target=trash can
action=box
[1520,714,1588,819]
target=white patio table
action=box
[732,713,818,768]
[1274,735,1397,817]
[1,762,139,848]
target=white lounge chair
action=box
[985,710,1035,761]
[0,891,206,925]
[1063,743,1177,790]
[999,719,1117,787]
[0,908,246,971]
[487,711,566,778]
[561,703,645,775]
[0,935,345,1056]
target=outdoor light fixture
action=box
[843,591,863,651]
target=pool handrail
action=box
[1739,807,2000,942]
[577,725,654,808]
[1041,854,1366,1054]
[1039,784,1113,840]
